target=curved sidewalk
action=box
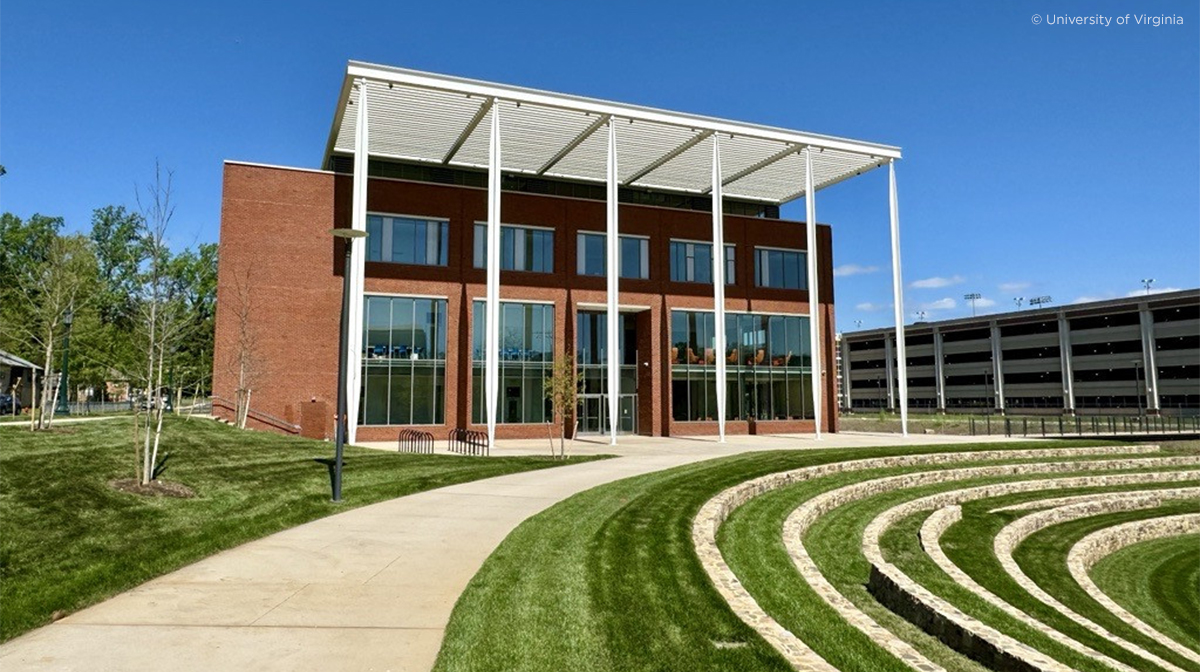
[0,432,1017,672]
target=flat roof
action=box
[843,289,1200,339]
[325,61,902,206]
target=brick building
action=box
[213,62,908,443]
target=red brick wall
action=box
[214,162,839,441]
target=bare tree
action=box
[223,265,263,430]
[133,162,187,483]
[543,353,581,459]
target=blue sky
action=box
[2,1,1196,329]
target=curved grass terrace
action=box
[1091,532,1200,653]
[430,439,1200,672]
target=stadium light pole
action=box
[1029,296,1052,309]
[330,227,368,502]
[1013,297,1024,309]
[964,292,981,317]
[1141,278,1155,295]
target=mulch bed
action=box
[109,478,196,498]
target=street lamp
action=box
[964,293,981,317]
[914,310,927,322]
[56,309,74,415]
[330,227,368,502]
[1141,278,1155,295]
[1013,297,1024,309]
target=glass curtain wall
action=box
[669,241,735,284]
[471,301,555,423]
[360,296,447,425]
[670,310,812,421]
[472,223,554,273]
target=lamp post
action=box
[1029,295,1052,309]
[330,227,368,502]
[56,309,74,415]
[1141,278,1155,295]
[1013,297,1024,310]
[964,293,981,317]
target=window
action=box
[669,241,736,284]
[669,310,812,422]
[365,215,448,266]
[473,223,554,273]
[577,232,649,279]
[471,301,555,424]
[359,296,447,425]
[754,247,806,289]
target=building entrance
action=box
[576,310,638,435]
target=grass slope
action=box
[0,416,600,641]
[1013,504,1200,669]
[1091,533,1200,653]
[433,439,1123,671]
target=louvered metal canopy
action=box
[325,61,902,205]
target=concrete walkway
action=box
[0,432,1022,672]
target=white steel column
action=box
[884,335,896,409]
[605,121,619,445]
[888,160,909,436]
[804,148,822,438]
[711,136,727,441]
[485,105,502,448]
[346,78,369,444]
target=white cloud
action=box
[1126,287,1182,297]
[998,281,1030,292]
[1073,295,1113,304]
[918,298,957,311]
[856,302,889,312]
[975,297,997,308]
[910,275,965,289]
[834,263,880,278]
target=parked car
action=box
[0,393,22,415]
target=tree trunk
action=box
[148,341,168,481]
[38,337,54,430]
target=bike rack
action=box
[447,428,489,456]
[397,428,434,454]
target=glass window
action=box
[755,247,807,289]
[577,232,649,279]
[474,223,554,273]
[669,309,812,421]
[365,215,448,266]
[359,296,447,425]
[668,241,735,284]
[472,301,556,424]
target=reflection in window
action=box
[669,309,812,421]
[365,215,449,266]
[471,301,555,424]
[577,232,649,279]
[359,296,447,425]
[669,240,735,284]
[754,247,806,289]
[472,223,554,273]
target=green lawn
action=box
[432,439,1144,672]
[0,415,601,642]
[1091,533,1200,652]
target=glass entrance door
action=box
[576,393,638,435]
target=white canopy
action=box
[325,61,901,204]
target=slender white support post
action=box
[346,78,369,444]
[888,160,909,437]
[485,105,502,448]
[1057,313,1075,413]
[711,136,727,442]
[933,327,947,412]
[990,322,1005,413]
[605,120,619,445]
[804,148,822,439]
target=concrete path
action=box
[0,432,1021,672]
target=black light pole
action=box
[331,228,368,502]
[56,309,74,415]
